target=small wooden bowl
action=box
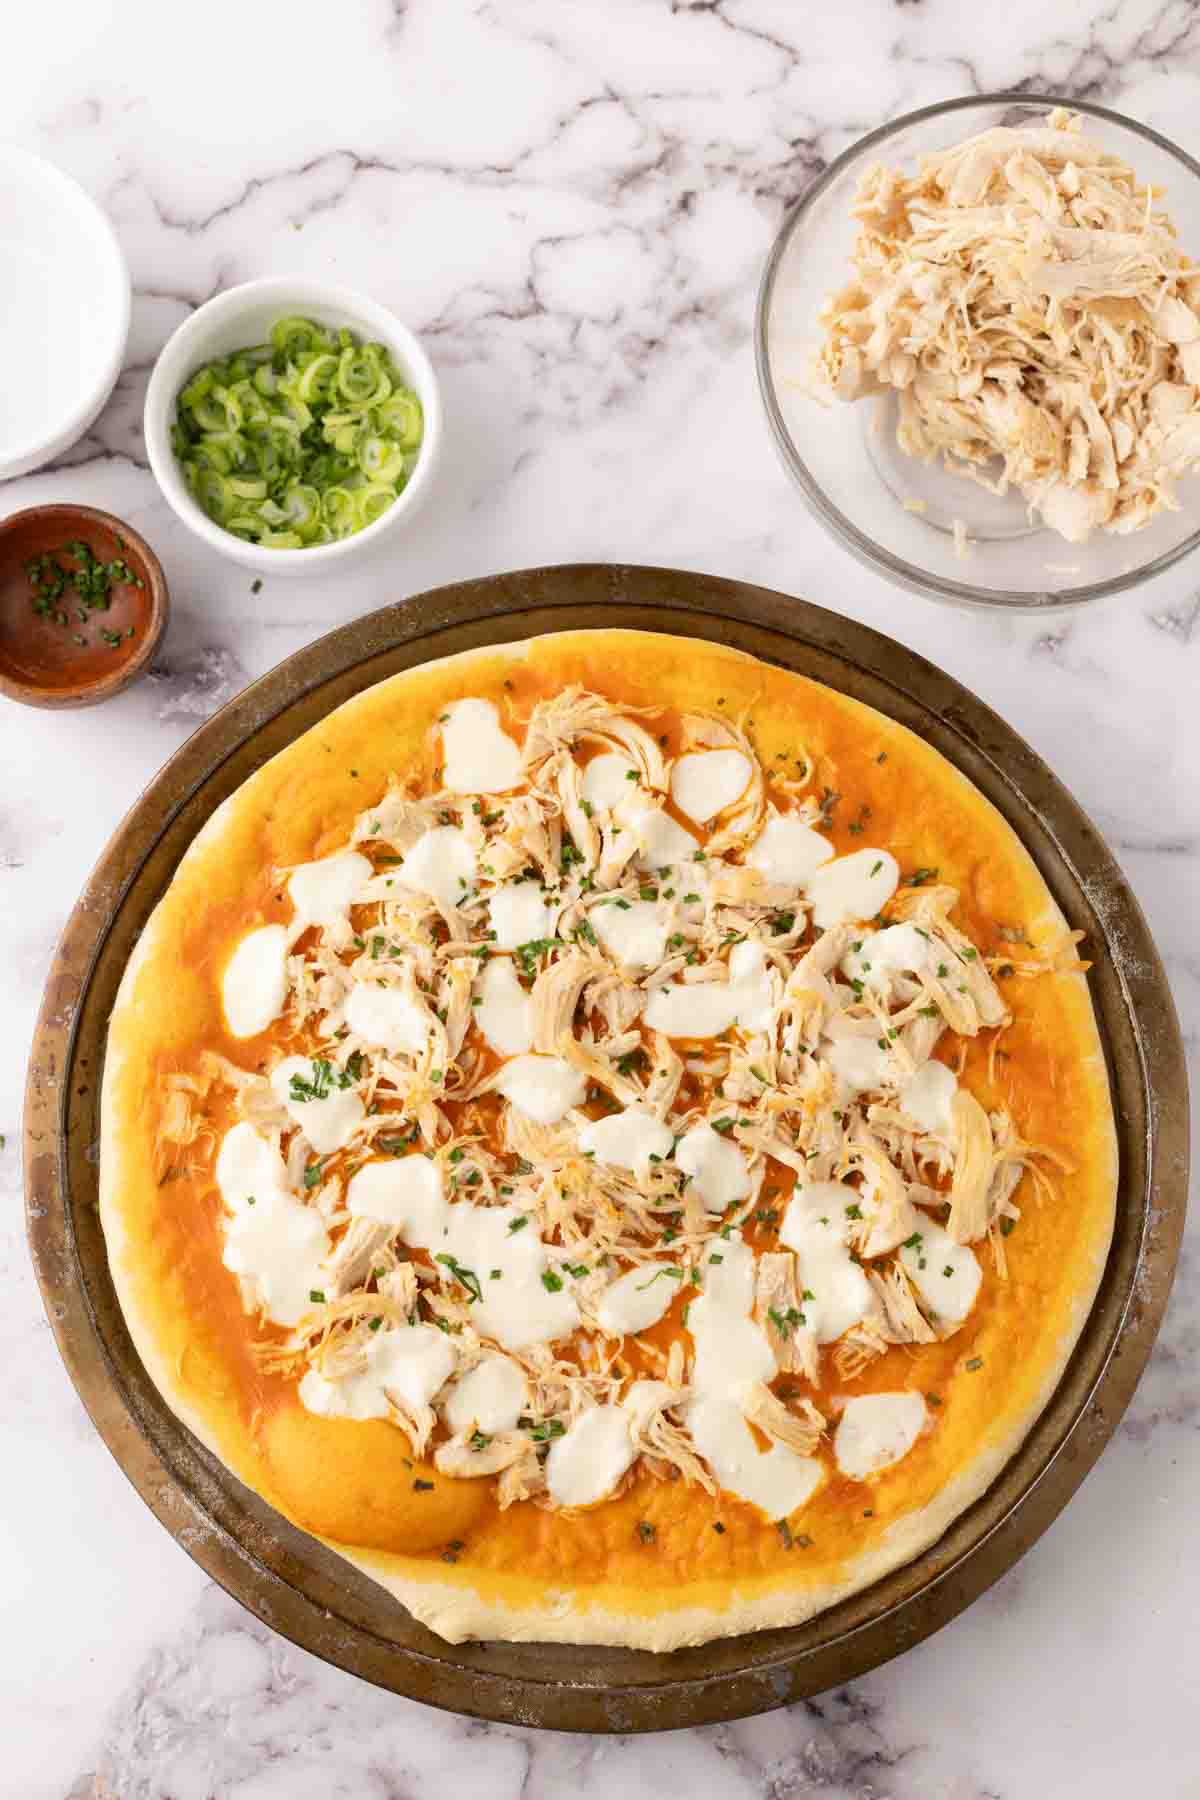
[0,504,168,708]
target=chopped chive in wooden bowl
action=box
[25,539,143,650]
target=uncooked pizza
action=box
[100,629,1116,1649]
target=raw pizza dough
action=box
[99,630,1117,1649]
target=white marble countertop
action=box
[3,2,1197,1794]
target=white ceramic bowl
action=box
[143,277,442,575]
[0,146,130,482]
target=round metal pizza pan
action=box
[25,564,1188,1732]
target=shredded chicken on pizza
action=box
[158,683,1072,1525]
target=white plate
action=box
[0,145,130,481]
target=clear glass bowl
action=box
[755,93,1200,610]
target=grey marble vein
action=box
[76,1586,1008,1800]
[1149,593,1200,640]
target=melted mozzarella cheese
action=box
[590,898,666,969]
[475,957,534,1055]
[748,815,833,886]
[900,1060,958,1134]
[689,1394,824,1519]
[898,1217,981,1326]
[727,940,775,1032]
[582,751,636,811]
[443,1353,528,1436]
[488,881,556,950]
[577,1105,674,1172]
[806,849,899,928]
[843,922,930,991]
[643,980,737,1039]
[676,1121,752,1213]
[350,1155,578,1351]
[821,1022,892,1095]
[595,1262,682,1335]
[495,1054,588,1124]
[627,804,698,869]
[221,924,289,1038]
[344,982,429,1054]
[443,1201,581,1350]
[440,697,523,794]
[677,862,710,913]
[270,1055,364,1154]
[299,1323,455,1422]
[216,1122,331,1327]
[686,1234,823,1518]
[216,1120,289,1211]
[347,1156,445,1237]
[288,849,373,927]
[643,939,775,1039]
[833,1392,928,1480]
[688,1235,773,1389]
[670,750,752,823]
[396,826,477,914]
[779,1183,876,1343]
[545,1405,637,1509]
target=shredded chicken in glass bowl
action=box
[756,95,1200,609]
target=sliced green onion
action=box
[358,485,396,526]
[227,380,271,428]
[295,353,338,403]
[283,482,323,541]
[211,385,244,430]
[172,314,424,551]
[322,485,359,535]
[283,394,313,432]
[191,431,245,475]
[190,467,232,519]
[376,390,423,449]
[271,316,323,358]
[357,434,407,483]
[336,343,389,404]
[182,390,228,434]
[247,439,283,482]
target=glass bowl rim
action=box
[754,89,1200,611]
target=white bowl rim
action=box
[755,90,1200,612]
[143,275,443,569]
[0,144,131,472]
